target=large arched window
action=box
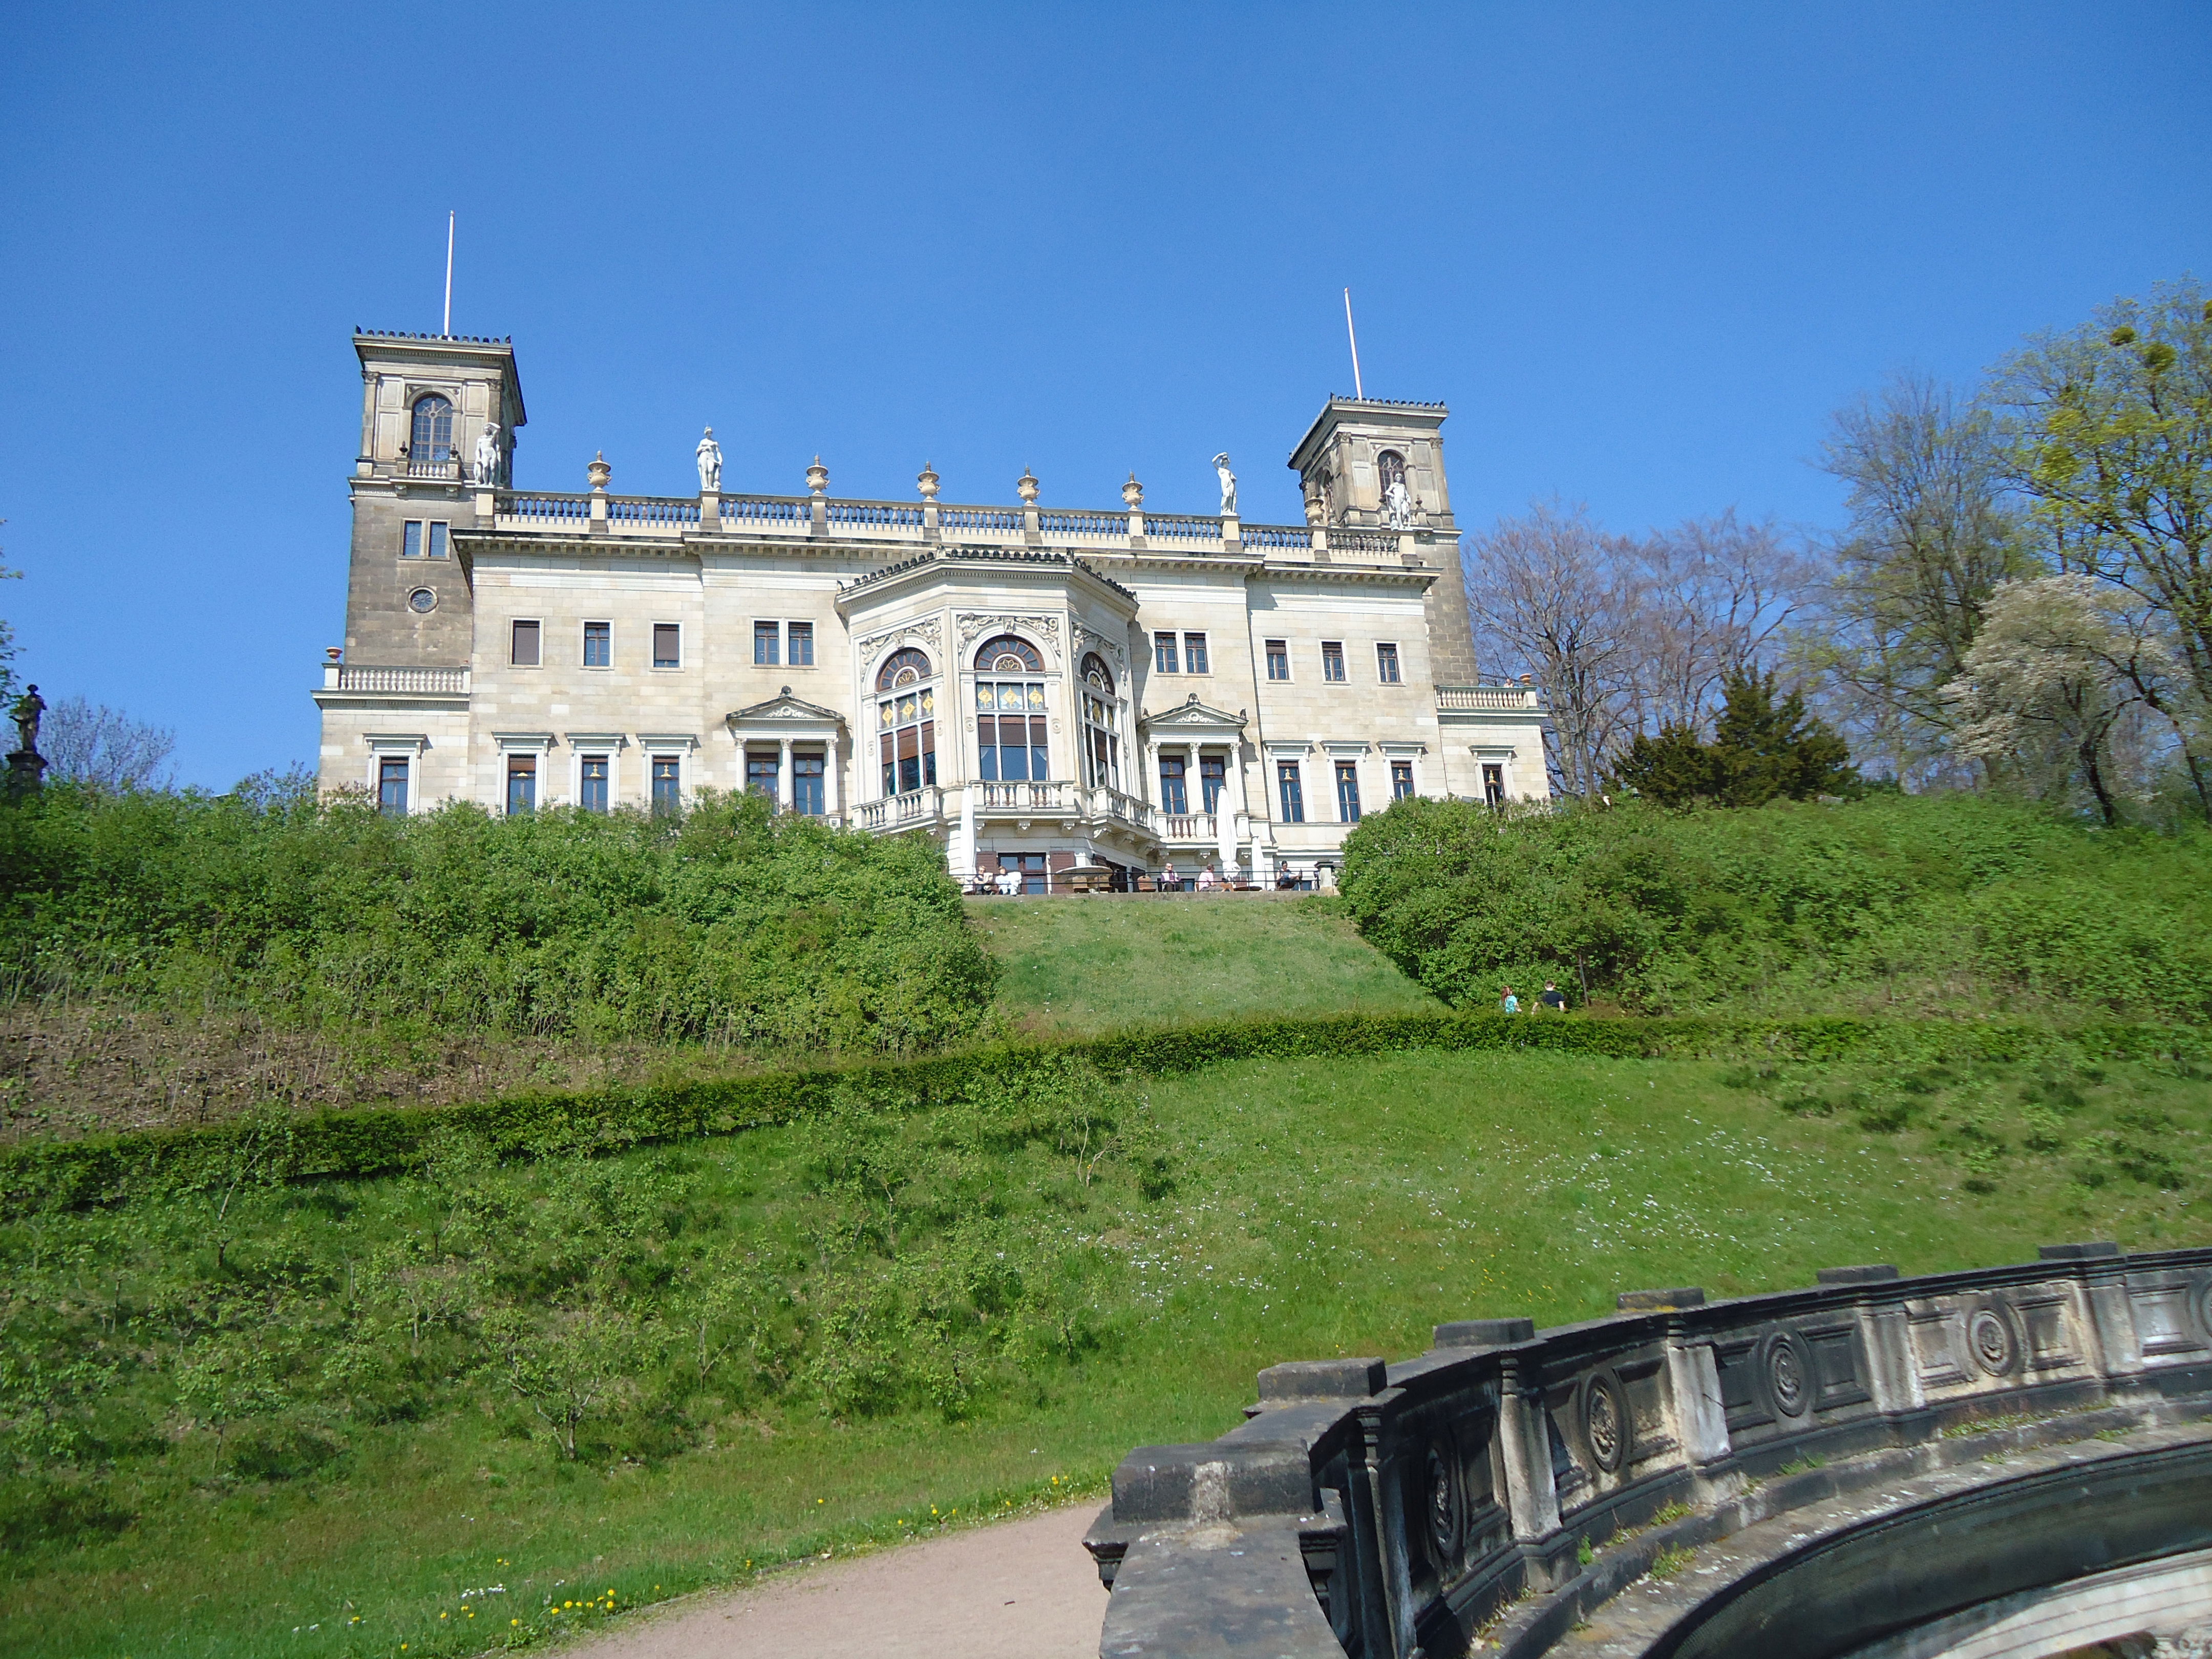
[875,648,935,796]
[975,640,1048,782]
[974,634,1043,674]
[1080,653,1120,791]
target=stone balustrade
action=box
[324,664,470,695]
[478,487,1423,564]
[1084,1243,2212,1659]
[1436,684,1542,711]
[1161,812,1218,842]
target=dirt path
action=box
[565,1503,1107,1658]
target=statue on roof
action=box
[474,421,502,487]
[1213,453,1237,516]
[696,427,724,493]
[1385,474,1415,529]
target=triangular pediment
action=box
[1140,695,1248,732]
[727,690,845,725]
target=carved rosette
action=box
[1968,1304,2021,1377]
[1582,1370,1629,1473]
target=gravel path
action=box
[564,1503,1107,1658]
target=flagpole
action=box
[442,212,455,336]
[1343,288,1365,399]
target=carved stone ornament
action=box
[1582,1370,1629,1473]
[1077,624,1128,671]
[956,612,1061,660]
[856,616,943,670]
[1764,1330,1812,1418]
[1424,1443,1461,1564]
[1968,1304,2020,1377]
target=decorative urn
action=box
[1303,491,1326,527]
[1122,473,1144,509]
[806,455,830,496]
[917,462,940,501]
[1016,467,1039,505]
[587,451,612,492]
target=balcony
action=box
[1436,684,1542,712]
[315,663,470,700]
[1159,812,1218,843]
[846,781,1169,842]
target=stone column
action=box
[1497,1354,1562,1542]
[778,737,794,813]
[829,735,845,821]
[1215,748,1238,874]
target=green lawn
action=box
[9,1043,2208,1659]
[967,894,1440,1036]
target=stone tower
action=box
[1287,398,1479,685]
[341,331,526,666]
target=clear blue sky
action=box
[3,3,2207,787]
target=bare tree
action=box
[1462,502,1645,796]
[1799,374,2034,789]
[39,695,177,791]
[1631,511,1816,734]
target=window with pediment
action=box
[1080,652,1120,791]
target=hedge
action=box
[2,1010,2202,1218]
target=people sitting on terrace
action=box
[1196,863,1218,890]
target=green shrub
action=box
[0,783,993,1056]
[1339,793,2212,1022]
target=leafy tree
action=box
[1613,671,1855,806]
[1990,278,2212,810]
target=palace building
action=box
[313,329,1547,887]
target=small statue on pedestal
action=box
[475,421,503,487]
[696,428,723,493]
[11,685,42,755]
[1385,475,1415,529]
[1213,453,1238,516]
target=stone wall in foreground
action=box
[1083,1243,2212,1659]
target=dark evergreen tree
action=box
[1613,671,1856,806]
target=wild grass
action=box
[966,894,1439,1037]
[5,1046,2205,1659]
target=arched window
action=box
[1080,653,1120,791]
[876,647,931,691]
[976,648,1049,783]
[1376,449,1407,497]
[411,394,455,462]
[875,649,935,796]
[974,634,1043,674]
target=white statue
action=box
[696,427,724,493]
[1213,452,1238,516]
[1385,474,1415,529]
[474,421,501,486]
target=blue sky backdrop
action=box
[3,3,2207,786]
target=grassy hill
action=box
[6,1036,2207,1659]
[967,894,1439,1036]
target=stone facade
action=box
[315,330,1548,883]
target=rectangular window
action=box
[583,621,611,668]
[1322,641,1347,683]
[506,755,536,815]
[754,621,779,666]
[427,522,449,559]
[1154,631,1178,675]
[580,756,609,813]
[1159,754,1188,815]
[653,624,681,668]
[511,620,541,667]
[1376,642,1401,684]
[746,752,779,800]
[1483,763,1506,806]
[1200,753,1226,814]
[1265,639,1290,681]
[401,521,423,559]
[793,751,825,815]
[788,621,814,666]
[1184,632,1209,674]
[1391,760,1415,801]
[1335,761,1362,823]
[651,757,681,815]
[377,757,408,817]
[1277,761,1305,823]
